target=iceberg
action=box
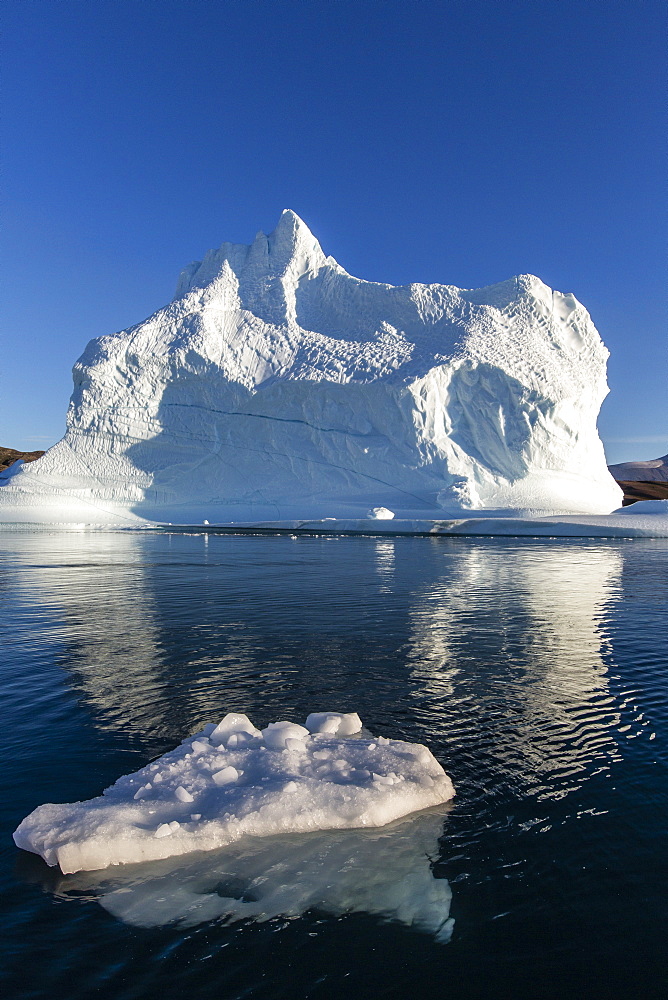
[13,712,455,874]
[0,210,622,524]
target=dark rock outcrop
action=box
[615,480,668,506]
[0,447,45,472]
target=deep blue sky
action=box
[2,0,665,463]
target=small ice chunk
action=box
[261,721,310,749]
[212,766,239,786]
[284,737,307,753]
[191,740,209,754]
[209,713,260,746]
[153,773,163,783]
[409,745,432,765]
[306,714,340,734]
[169,821,180,832]
[155,824,173,838]
[366,507,395,519]
[190,813,201,821]
[226,731,255,749]
[305,712,362,736]
[175,786,194,803]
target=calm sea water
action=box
[1,529,666,1000]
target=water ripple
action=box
[1,532,667,999]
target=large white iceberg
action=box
[0,210,621,524]
[13,712,455,874]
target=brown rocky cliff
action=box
[615,481,668,506]
[0,447,46,471]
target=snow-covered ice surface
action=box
[43,809,454,942]
[13,712,455,874]
[0,210,623,525]
[143,506,668,538]
[612,499,668,515]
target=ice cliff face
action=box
[0,210,622,522]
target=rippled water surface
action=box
[1,530,666,999]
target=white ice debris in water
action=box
[367,507,395,520]
[13,712,454,874]
[0,210,622,525]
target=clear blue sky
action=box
[2,0,665,464]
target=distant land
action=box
[0,447,45,471]
[608,454,668,483]
[608,453,668,505]
[617,481,668,505]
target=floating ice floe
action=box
[13,712,454,874]
[33,809,454,941]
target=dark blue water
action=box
[1,530,666,999]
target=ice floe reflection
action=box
[31,808,454,941]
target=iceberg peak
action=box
[264,208,326,277]
[173,209,327,300]
[271,207,314,242]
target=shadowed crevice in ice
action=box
[20,808,454,942]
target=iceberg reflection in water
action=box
[36,808,453,941]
